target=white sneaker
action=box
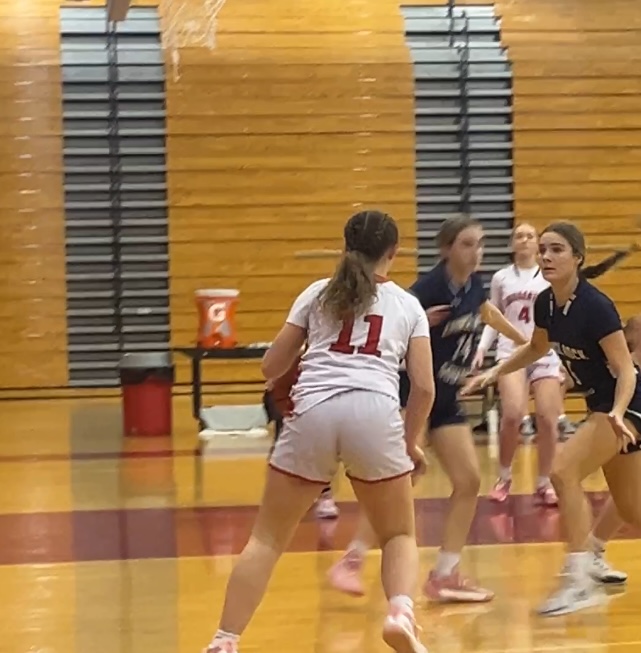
[521,417,535,437]
[315,495,339,520]
[538,575,605,616]
[382,608,428,653]
[560,551,628,585]
[589,551,628,584]
[204,638,238,653]
[558,416,576,441]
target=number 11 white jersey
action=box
[285,277,430,415]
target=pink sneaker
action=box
[204,638,238,653]
[423,566,494,603]
[534,483,558,507]
[315,495,340,520]
[328,551,365,596]
[382,607,427,653]
[488,477,511,503]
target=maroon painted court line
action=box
[0,449,198,464]
[0,492,637,566]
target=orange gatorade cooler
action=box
[195,289,239,348]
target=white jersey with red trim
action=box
[479,264,553,360]
[285,278,430,414]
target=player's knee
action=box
[378,527,415,549]
[534,411,557,437]
[612,500,641,528]
[452,468,481,498]
[500,411,522,434]
[550,457,578,490]
[246,532,286,562]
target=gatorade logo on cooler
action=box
[203,301,232,339]
[196,289,238,348]
[207,301,228,324]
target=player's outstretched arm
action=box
[480,300,528,346]
[461,326,550,396]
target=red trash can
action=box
[119,352,174,437]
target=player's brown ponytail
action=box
[320,210,398,322]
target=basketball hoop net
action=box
[161,0,227,82]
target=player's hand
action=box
[608,412,637,453]
[426,305,451,327]
[470,349,485,372]
[409,444,428,482]
[460,367,499,396]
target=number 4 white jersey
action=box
[285,277,430,415]
[479,264,551,360]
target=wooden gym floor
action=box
[2,395,641,653]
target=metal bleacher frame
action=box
[401,1,515,424]
[60,7,170,387]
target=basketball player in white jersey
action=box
[203,210,435,653]
[472,223,562,505]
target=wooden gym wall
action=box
[166,0,641,388]
[2,0,640,392]
[495,0,641,320]
[403,0,641,320]
[0,0,68,390]
[163,0,418,386]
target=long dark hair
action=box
[540,222,586,267]
[584,249,632,280]
[541,221,633,279]
[319,210,398,322]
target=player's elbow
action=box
[411,378,435,401]
[612,357,636,383]
[530,340,549,358]
[405,337,435,398]
[261,349,289,380]
[530,327,552,358]
[261,356,278,381]
[481,301,503,326]
[407,368,435,403]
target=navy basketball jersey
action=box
[410,261,487,393]
[533,278,641,413]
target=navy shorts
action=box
[621,408,641,454]
[589,401,641,455]
[399,371,467,431]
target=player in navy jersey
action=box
[565,314,641,587]
[463,221,641,616]
[473,229,638,508]
[328,215,528,602]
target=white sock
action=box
[434,550,461,577]
[389,594,414,614]
[522,415,533,427]
[347,539,368,557]
[213,630,240,643]
[566,552,591,579]
[588,533,606,553]
[499,465,512,482]
[558,414,567,422]
[536,475,550,489]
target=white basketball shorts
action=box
[498,349,562,383]
[269,389,413,484]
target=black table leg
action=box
[192,355,202,422]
